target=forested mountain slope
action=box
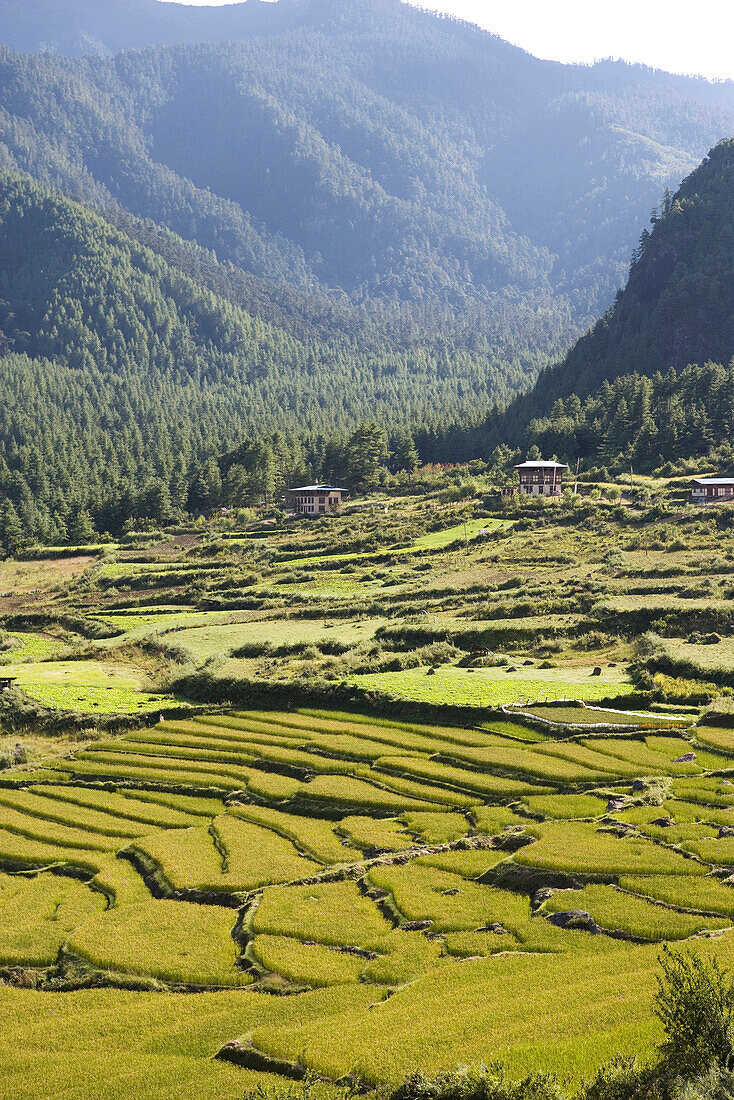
[456,138,734,471]
[4,0,734,521]
[0,172,521,540]
[2,0,734,351]
[526,138,734,401]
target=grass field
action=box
[6,659,175,713]
[0,555,94,595]
[278,519,513,568]
[349,665,636,708]
[170,616,388,662]
[5,632,68,661]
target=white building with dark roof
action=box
[285,485,348,516]
[513,460,568,497]
[690,477,734,504]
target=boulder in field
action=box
[547,910,600,932]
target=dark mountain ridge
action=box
[517,137,734,410]
[0,0,301,57]
[455,137,734,473]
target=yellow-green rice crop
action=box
[416,850,510,879]
[130,826,225,893]
[0,829,102,874]
[250,934,365,986]
[65,748,256,788]
[37,785,204,829]
[367,863,529,932]
[444,930,521,957]
[522,793,608,820]
[694,727,734,756]
[402,811,472,844]
[244,771,305,800]
[673,778,734,808]
[543,884,729,940]
[68,899,250,988]
[444,917,619,958]
[619,875,734,919]
[637,823,715,844]
[680,836,734,866]
[213,815,322,888]
[440,740,613,784]
[0,802,124,852]
[134,818,319,896]
[293,774,444,813]
[361,929,443,985]
[55,757,248,792]
[91,858,152,908]
[227,804,349,864]
[0,872,105,967]
[374,755,550,798]
[471,805,528,835]
[0,789,150,839]
[617,800,734,829]
[253,881,389,946]
[366,770,477,808]
[531,741,641,779]
[0,983,376,1100]
[83,738,260,769]
[514,821,708,877]
[581,736,723,775]
[273,709,491,749]
[249,940,664,1084]
[337,815,415,852]
[120,790,225,818]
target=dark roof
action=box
[287,485,348,493]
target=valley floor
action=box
[2,479,734,1096]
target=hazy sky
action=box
[168,0,734,81]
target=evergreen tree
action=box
[345,423,390,491]
[393,433,420,478]
[67,506,95,544]
[190,458,223,514]
[0,500,23,552]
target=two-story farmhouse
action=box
[690,477,734,504]
[513,460,568,496]
[285,485,347,516]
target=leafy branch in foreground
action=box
[655,946,734,1078]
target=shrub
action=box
[577,1056,650,1100]
[655,946,734,1078]
[389,1067,562,1100]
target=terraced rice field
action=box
[6,705,734,1096]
